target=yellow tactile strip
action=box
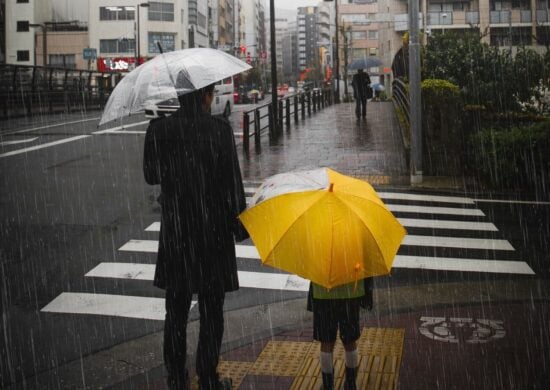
[190,327,404,389]
[360,175,391,185]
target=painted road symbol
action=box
[419,316,505,344]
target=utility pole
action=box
[409,0,422,184]
[269,0,278,138]
[334,0,340,103]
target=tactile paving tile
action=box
[292,328,404,390]
[248,340,314,376]
[361,175,391,185]
[190,361,253,390]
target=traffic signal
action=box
[240,45,246,54]
[246,52,251,64]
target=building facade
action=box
[88,0,188,72]
[5,0,52,65]
[188,0,208,48]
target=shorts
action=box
[312,298,361,344]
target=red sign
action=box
[97,57,145,72]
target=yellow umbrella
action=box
[239,168,406,289]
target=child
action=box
[307,278,373,390]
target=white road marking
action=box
[402,235,514,251]
[86,262,310,292]
[5,117,101,135]
[378,192,474,204]
[145,219,498,233]
[473,198,550,206]
[40,292,198,321]
[0,137,38,146]
[125,232,513,254]
[397,218,498,231]
[92,120,150,135]
[0,135,91,158]
[394,255,534,274]
[387,204,485,216]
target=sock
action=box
[345,349,359,369]
[320,351,333,374]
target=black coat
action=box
[351,72,372,99]
[143,109,247,293]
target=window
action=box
[49,54,76,69]
[17,21,29,32]
[149,2,175,22]
[99,6,135,21]
[181,9,184,24]
[99,39,135,53]
[368,30,378,39]
[369,47,378,56]
[198,12,207,28]
[17,0,29,3]
[148,32,176,53]
[351,31,367,40]
[17,50,30,61]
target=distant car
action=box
[287,87,296,95]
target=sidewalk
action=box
[103,102,548,389]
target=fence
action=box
[241,88,333,153]
[0,64,119,120]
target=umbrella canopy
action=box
[99,48,252,125]
[348,57,383,70]
[371,83,386,92]
[239,168,406,289]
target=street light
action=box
[135,3,150,67]
[29,23,46,66]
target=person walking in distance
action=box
[351,68,372,119]
[143,80,248,389]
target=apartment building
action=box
[188,0,208,48]
[297,5,330,73]
[5,0,52,66]
[210,0,235,52]
[241,0,264,58]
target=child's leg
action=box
[320,342,335,389]
[340,302,361,390]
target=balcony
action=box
[427,12,453,25]
[490,9,532,24]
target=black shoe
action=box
[344,366,358,390]
[322,372,334,390]
[198,376,232,390]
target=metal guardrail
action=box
[0,64,120,120]
[391,78,410,149]
[241,89,333,153]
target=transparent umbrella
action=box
[348,57,383,70]
[99,48,252,125]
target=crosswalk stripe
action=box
[402,235,514,251]
[387,204,484,216]
[145,219,498,233]
[377,192,474,204]
[40,292,195,320]
[393,255,535,275]
[397,218,497,231]
[85,263,310,292]
[120,234,514,255]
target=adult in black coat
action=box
[351,69,372,119]
[143,83,247,390]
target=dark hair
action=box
[177,83,215,113]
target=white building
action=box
[88,0,188,72]
[51,0,88,22]
[5,0,52,65]
[188,0,208,48]
[241,0,262,58]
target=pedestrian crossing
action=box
[41,183,536,321]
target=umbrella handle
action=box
[353,263,360,292]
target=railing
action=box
[427,12,453,25]
[0,64,119,120]
[241,89,333,154]
[490,10,511,24]
[391,78,410,150]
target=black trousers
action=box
[355,96,367,118]
[164,286,225,389]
